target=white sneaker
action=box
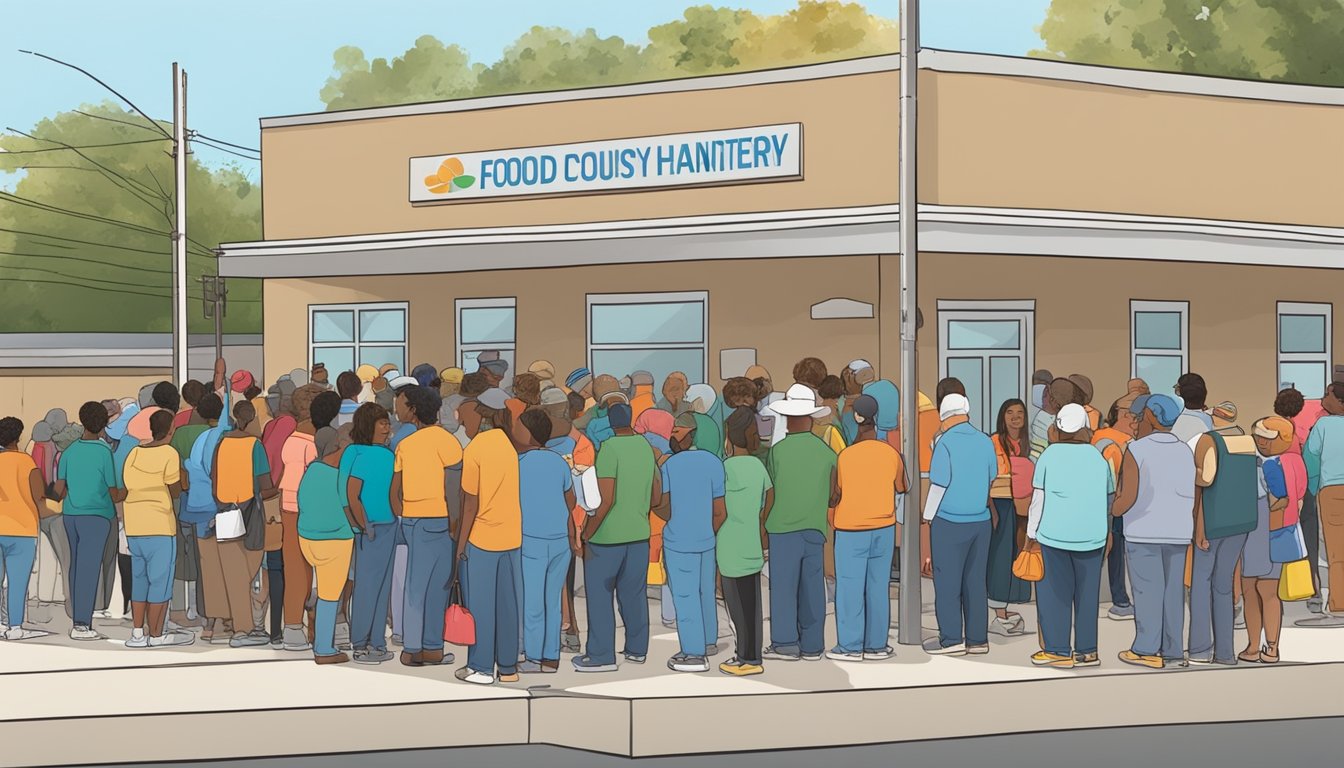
[4,627,42,641]
[988,616,1025,636]
[93,610,113,620]
[149,631,196,648]
[70,625,103,641]
[125,633,149,649]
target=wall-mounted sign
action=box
[410,123,801,203]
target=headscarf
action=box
[44,409,68,431]
[634,409,674,441]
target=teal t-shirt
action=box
[57,439,117,518]
[1032,443,1115,552]
[297,462,354,541]
[719,455,771,577]
[338,443,395,527]
[591,434,655,545]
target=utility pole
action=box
[897,0,921,646]
[171,63,189,386]
[201,274,226,363]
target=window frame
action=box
[1277,301,1333,397]
[1130,300,1189,389]
[308,301,409,374]
[586,291,709,382]
[456,297,518,374]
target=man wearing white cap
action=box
[921,393,998,656]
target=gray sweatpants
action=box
[1126,541,1187,660]
[1188,532,1248,662]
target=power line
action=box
[189,136,260,162]
[0,190,169,237]
[0,262,170,290]
[190,132,259,154]
[0,248,172,275]
[20,51,172,139]
[0,226,171,256]
[16,163,172,220]
[7,126,168,202]
[0,137,169,154]
[73,109,168,135]
[0,276,259,302]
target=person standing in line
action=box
[50,402,126,641]
[297,427,356,664]
[1094,394,1140,620]
[342,403,397,665]
[828,394,907,662]
[655,411,727,673]
[1300,382,1344,627]
[1242,417,1300,663]
[0,417,48,640]
[121,410,195,648]
[1187,405,1258,665]
[812,376,848,453]
[686,384,724,458]
[335,371,362,428]
[1277,387,1328,614]
[987,399,1032,637]
[392,386,463,667]
[761,385,836,662]
[1031,379,1078,460]
[551,390,596,653]
[516,410,577,675]
[275,384,323,651]
[717,407,772,676]
[574,403,659,673]
[1027,404,1113,668]
[658,372,693,418]
[584,376,627,450]
[182,393,231,642]
[1112,394,1195,669]
[1172,373,1215,447]
[454,401,527,686]
[1067,374,1102,431]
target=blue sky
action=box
[0,0,1050,171]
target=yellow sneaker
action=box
[1117,650,1164,669]
[719,659,765,676]
[498,673,521,683]
[1030,651,1075,668]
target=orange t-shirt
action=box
[0,450,40,537]
[630,390,656,424]
[215,436,263,505]
[834,439,908,531]
[1091,427,1131,482]
[916,392,940,473]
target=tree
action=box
[1033,0,1344,87]
[319,1,900,110]
[0,103,262,333]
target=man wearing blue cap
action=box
[1112,393,1196,670]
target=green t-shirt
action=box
[171,424,209,463]
[719,455,771,577]
[591,434,655,545]
[765,432,836,536]
[57,439,117,518]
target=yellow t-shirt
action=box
[394,426,464,518]
[0,450,40,537]
[461,429,522,551]
[122,444,181,537]
[834,439,908,531]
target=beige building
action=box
[221,50,1344,434]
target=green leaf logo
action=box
[453,174,475,190]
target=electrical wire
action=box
[190,132,259,154]
[0,190,169,237]
[7,127,167,201]
[0,137,168,154]
[0,248,172,275]
[73,109,169,135]
[0,262,169,290]
[189,136,260,162]
[0,227,170,256]
[20,51,172,139]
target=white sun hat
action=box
[768,383,831,418]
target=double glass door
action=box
[938,304,1035,434]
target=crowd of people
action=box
[0,348,1338,683]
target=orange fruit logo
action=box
[424,157,475,194]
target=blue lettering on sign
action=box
[541,155,557,184]
[564,153,580,182]
[657,145,675,176]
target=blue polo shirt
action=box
[519,449,574,540]
[659,449,726,554]
[929,422,997,523]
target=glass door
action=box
[938,304,1034,433]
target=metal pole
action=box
[171,64,189,386]
[897,0,921,646]
[214,277,225,364]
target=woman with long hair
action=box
[1242,416,1301,664]
[987,398,1033,636]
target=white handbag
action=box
[215,506,247,541]
[575,467,602,513]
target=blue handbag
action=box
[1269,522,1307,564]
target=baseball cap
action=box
[389,375,419,391]
[608,403,633,430]
[566,368,593,390]
[480,359,509,377]
[355,364,378,384]
[630,371,654,387]
[1143,393,1183,428]
[539,387,568,406]
[1055,403,1089,433]
[671,410,698,440]
[1212,401,1237,422]
[440,367,465,385]
[230,370,254,394]
[477,388,510,411]
[411,363,438,387]
[853,394,880,423]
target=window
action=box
[588,292,708,386]
[310,302,407,375]
[937,300,1034,433]
[457,298,516,386]
[1130,300,1188,396]
[1278,302,1332,398]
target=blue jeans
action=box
[0,536,38,625]
[522,535,571,662]
[64,515,112,627]
[834,526,895,653]
[1038,544,1104,656]
[1126,541,1187,660]
[1188,532,1248,662]
[766,529,826,655]
[352,521,398,651]
[664,548,717,657]
[1107,513,1130,607]
[463,543,522,675]
[127,535,176,604]
[930,517,991,647]
[400,517,455,654]
[582,540,650,665]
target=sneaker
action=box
[1074,653,1100,668]
[719,658,764,676]
[1031,651,1075,668]
[1306,598,1324,615]
[989,616,1025,636]
[572,655,618,673]
[353,648,395,665]
[825,648,863,663]
[667,653,710,673]
[1108,604,1135,621]
[4,627,42,641]
[93,609,112,620]
[498,672,520,683]
[1187,654,1213,665]
[518,660,546,673]
[455,667,495,685]
[229,631,272,648]
[922,638,966,656]
[314,652,350,665]
[125,633,149,649]
[704,644,721,657]
[149,631,196,648]
[863,646,895,661]
[270,635,284,650]
[282,625,312,652]
[661,619,676,629]
[1117,650,1164,669]
[561,632,581,653]
[420,649,455,665]
[391,634,404,647]
[966,644,990,655]
[762,645,801,662]
[624,652,646,664]
[1295,615,1344,628]
[70,625,102,641]
[800,651,823,661]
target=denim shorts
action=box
[128,535,177,604]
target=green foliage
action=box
[319,1,899,110]
[1033,0,1344,86]
[0,102,262,333]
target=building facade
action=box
[221,50,1344,432]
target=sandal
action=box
[1237,649,1261,663]
[1259,645,1280,664]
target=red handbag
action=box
[443,577,476,647]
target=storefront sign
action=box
[410,123,801,203]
